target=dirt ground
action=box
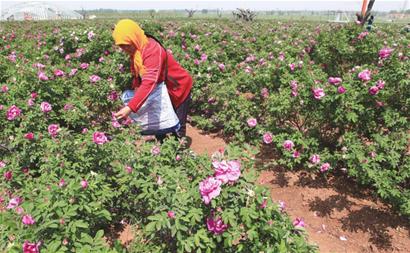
[115,124,410,253]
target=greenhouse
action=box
[0,1,83,21]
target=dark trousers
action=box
[155,93,191,142]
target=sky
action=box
[0,0,408,12]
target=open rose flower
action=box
[312,87,325,100]
[263,132,273,144]
[7,197,22,209]
[167,211,176,219]
[213,160,241,184]
[199,176,222,205]
[24,132,35,140]
[207,216,228,235]
[283,140,294,151]
[368,86,379,95]
[37,71,49,81]
[53,69,65,77]
[218,63,225,71]
[293,217,305,228]
[378,47,393,59]
[310,154,320,164]
[358,69,371,81]
[22,215,35,225]
[93,131,108,145]
[6,105,21,120]
[40,102,52,113]
[320,162,331,172]
[89,75,101,83]
[337,86,346,94]
[4,171,12,181]
[48,124,59,138]
[151,146,160,155]
[23,241,41,253]
[80,179,88,189]
[328,77,342,85]
[247,118,257,127]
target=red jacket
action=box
[128,38,193,113]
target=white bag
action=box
[121,82,180,135]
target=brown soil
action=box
[114,124,410,253]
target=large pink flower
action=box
[368,86,379,95]
[48,124,59,138]
[6,105,21,120]
[247,118,257,128]
[312,88,325,100]
[4,171,12,181]
[207,216,228,235]
[218,63,225,71]
[199,176,222,205]
[358,69,371,81]
[80,63,89,69]
[293,217,305,228]
[23,241,41,253]
[37,71,49,81]
[213,160,241,184]
[40,102,52,113]
[22,215,35,225]
[320,163,331,172]
[53,69,65,77]
[310,154,320,164]
[283,140,294,151]
[263,132,273,144]
[378,47,393,59]
[337,86,346,94]
[6,197,22,209]
[328,77,342,85]
[24,132,35,140]
[81,179,88,189]
[151,146,161,155]
[90,75,101,83]
[93,131,108,145]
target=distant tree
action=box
[185,9,197,18]
[216,9,223,18]
[149,9,155,19]
[201,9,208,14]
[232,8,256,22]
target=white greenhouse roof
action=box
[1,1,83,21]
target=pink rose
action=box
[125,166,133,174]
[48,124,59,138]
[247,118,257,127]
[6,105,22,120]
[263,132,273,144]
[37,71,49,81]
[292,150,300,158]
[93,131,108,145]
[27,98,35,107]
[368,86,379,95]
[176,155,181,161]
[337,86,346,94]
[358,31,369,40]
[199,176,222,205]
[80,63,89,69]
[23,241,41,253]
[69,68,78,77]
[378,47,393,59]
[213,160,241,184]
[80,179,88,189]
[90,75,101,83]
[167,211,176,219]
[293,217,305,228]
[107,91,118,101]
[194,44,201,51]
[58,178,66,187]
[151,146,160,156]
[82,128,88,134]
[218,63,225,71]
[0,161,5,168]
[260,198,268,209]
[4,171,12,181]
[320,162,331,172]
[22,215,35,225]
[289,63,295,71]
[358,69,371,81]
[1,85,9,92]
[31,92,38,99]
[24,132,34,140]
[328,77,342,85]
[283,140,294,151]
[312,87,325,100]
[310,154,320,164]
[206,216,228,235]
[279,200,285,212]
[376,80,385,90]
[261,87,269,98]
[7,197,22,209]
[53,69,65,77]
[200,53,207,62]
[40,102,52,113]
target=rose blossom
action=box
[6,105,21,120]
[89,75,101,83]
[247,118,257,127]
[27,98,35,107]
[293,217,305,228]
[24,132,34,140]
[261,87,269,98]
[328,77,342,85]
[80,179,88,189]
[199,176,222,204]
[22,215,35,225]
[37,71,49,81]
[292,150,300,158]
[337,86,346,94]
[378,47,393,59]
[261,132,272,144]
[40,102,52,113]
[53,69,65,77]
[320,162,331,172]
[6,197,22,209]
[23,241,41,253]
[151,146,160,155]
[1,85,9,93]
[167,211,176,219]
[4,171,12,181]
[310,154,320,164]
[213,160,241,184]
[376,79,385,90]
[206,216,228,235]
[93,131,108,145]
[368,86,379,95]
[80,63,89,69]
[312,87,325,100]
[283,140,294,151]
[48,124,59,138]
[358,69,371,81]
[218,63,225,71]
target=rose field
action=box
[0,17,409,252]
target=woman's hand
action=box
[114,106,132,120]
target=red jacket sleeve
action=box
[127,41,165,113]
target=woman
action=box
[112,19,193,140]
